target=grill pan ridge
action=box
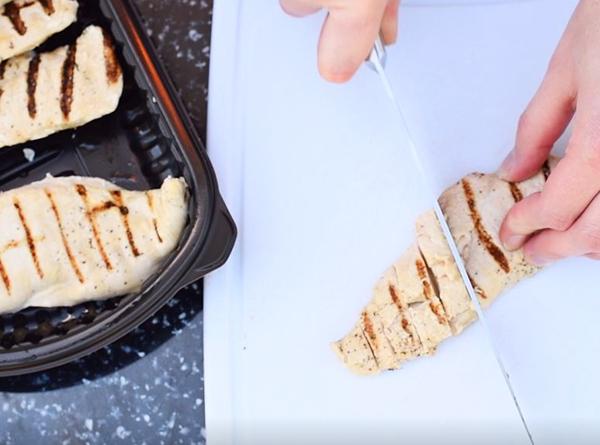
[0,0,236,376]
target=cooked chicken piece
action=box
[439,157,559,306]
[0,0,78,61]
[416,210,477,334]
[334,159,558,375]
[0,175,188,315]
[0,25,123,148]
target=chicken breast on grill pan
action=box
[0,175,188,315]
[0,25,123,149]
[0,0,78,61]
[334,158,559,375]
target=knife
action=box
[366,35,533,444]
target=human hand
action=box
[499,0,600,265]
[280,0,400,82]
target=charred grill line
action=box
[145,192,163,243]
[26,54,41,119]
[101,29,121,84]
[110,191,141,257]
[3,1,32,36]
[509,182,523,202]
[75,184,113,270]
[462,178,510,273]
[467,272,487,300]
[60,43,76,119]
[13,199,43,278]
[361,311,378,350]
[415,258,448,325]
[39,0,54,14]
[360,329,379,369]
[418,247,454,326]
[45,190,84,283]
[388,284,413,337]
[0,259,10,294]
[0,60,7,80]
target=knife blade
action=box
[366,35,533,444]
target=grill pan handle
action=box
[178,198,237,289]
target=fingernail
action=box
[502,234,527,251]
[498,149,516,180]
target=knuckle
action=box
[579,223,600,251]
[542,208,574,231]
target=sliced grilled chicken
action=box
[0,175,188,315]
[416,210,477,334]
[0,0,78,61]
[0,25,123,149]
[439,157,558,306]
[334,159,558,375]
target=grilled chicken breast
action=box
[0,175,188,314]
[0,0,78,61]
[334,159,558,375]
[0,25,123,149]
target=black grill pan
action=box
[0,0,236,376]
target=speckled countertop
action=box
[0,1,213,443]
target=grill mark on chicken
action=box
[0,61,6,80]
[60,43,77,119]
[0,259,10,294]
[3,240,19,252]
[110,190,141,257]
[39,0,54,14]
[101,29,121,84]
[45,190,84,283]
[542,160,551,181]
[461,178,510,273]
[3,1,32,35]
[145,192,163,243]
[509,182,523,202]
[13,199,43,278]
[360,329,379,369]
[75,184,113,270]
[415,258,448,325]
[361,311,378,351]
[388,284,413,336]
[418,247,453,323]
[26,54,41,119]
[467,273,487,300]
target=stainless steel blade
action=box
[367,41,534,444]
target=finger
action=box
[523,192,600,265]
[500,134,600,250]
[280,0,321,17]
[499,44,576,182]
[318,0,388,83]
[381,0,400,45]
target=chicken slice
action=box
[334,159,558,375]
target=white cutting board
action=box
[205,1,600,444]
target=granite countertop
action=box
[0,1,213,443]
